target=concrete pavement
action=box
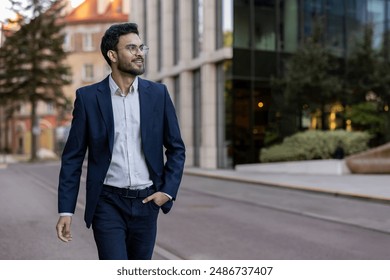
[184,163,390,204]
[3,154,389,203]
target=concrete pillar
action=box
[200,63,217,168]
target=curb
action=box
[184,170,390,205]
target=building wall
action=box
[130,0,232,168]
[62,23,112,105]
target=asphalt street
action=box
[1,161,390,259]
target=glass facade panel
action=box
[346,0,367,51]
[223,0,233,46]
[193,69,201,166]
[228,0,390,165]
[192,0,203,57]
[234,0,250,48]
[216,0,233,48]
[173,0,180,64]
[157,0,162,70]
[367,0,386,48]
[233,48,251,77]
[232,79,251,164]
[326,0,346,55]
[217,60,233,168]
[143,0,148,75]
[303,0,325,38]
[254,51,277,78]
[254,0,276,50]
[174,75,180,120]
[253,82,271,157]
[283,0,299,52]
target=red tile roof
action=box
[66,0,128,24]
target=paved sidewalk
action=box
[184,167,390,203]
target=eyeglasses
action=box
[124,44,149,55]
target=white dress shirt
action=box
[104,75,153,190]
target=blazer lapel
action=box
[96,76,115,154]
[138,78,153,143]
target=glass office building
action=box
[130,0,390,168]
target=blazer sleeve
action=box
[161,85,186,200]
[58,90,88,214]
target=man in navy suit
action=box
[55,23,185,260]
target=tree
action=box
[0,0,71,160]
[272,20,342,132]
[345,24,390,144]
[345,24,381,104]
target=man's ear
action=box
[107,50,117,63]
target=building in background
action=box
[60,0,129,153]
[1,0,389,164]
[129,0,390,168]
[62,0,129,103]
[130,0,234,169]
[0,0,129,157]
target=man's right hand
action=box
[56,216,73,242]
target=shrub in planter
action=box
[259,130,371,163]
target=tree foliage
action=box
[272,20,342,132]
[270,21,390,145]
[345,24,390,143]
[0,0,71,160]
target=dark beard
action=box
[117,60,145,76]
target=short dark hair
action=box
[100,22,140,65]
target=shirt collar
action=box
[108,75,139,96]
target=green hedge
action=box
[260,130,371,163]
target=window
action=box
[173,0,181,64]
[83,33,94,51]
[143,0,149,75]
[63,33,72,51]
[254,0,276,50]
[193,69,202,166]
[192,0,204,57]
[234,0,251,48]
[157,0,162,70]
[216,0,233,49]
[82,64,94,82]
[174,75,180,119]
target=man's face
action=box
[115,33,145,76]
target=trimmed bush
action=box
[260,130,371,163]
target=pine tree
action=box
[0,0,71,161]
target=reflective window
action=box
[173,0,180,64]
[193,69,202,166]
[234,0,250,48]
[216,0,233,48]
[174,75,180,119]
[254,0,276,50]
[326,0,346,55]
[367,0,385,48]
[193,0,203,57]
[157,0,162,70]
[346,0,367,50]
[282,0,299,52]
[303,0,325,38]
[217,60,233,168]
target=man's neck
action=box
[111,72,136,94]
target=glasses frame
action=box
[123,44,149,55]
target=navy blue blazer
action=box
[58,76,186,228]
